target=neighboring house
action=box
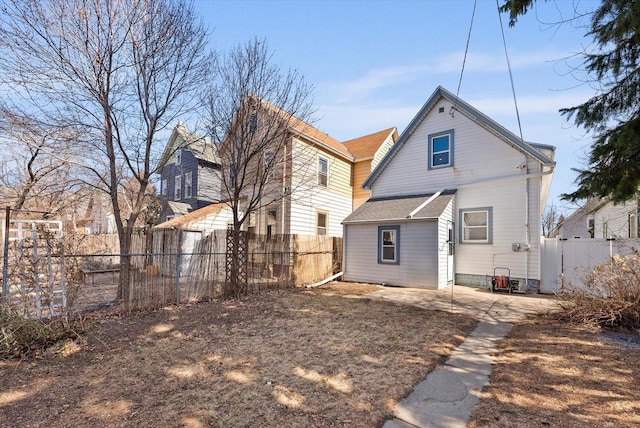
[157,122,222,223]
[225,97,396,239]
[157,102,396,240]
[344,127,398,210]
[343,86,556,291]
[592,196,640,239]
[154,201,234,235]
[72,190,116,234]
[558,198,598,239]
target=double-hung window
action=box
[378,225,400,264]
[249,112,258,134]
[460,208,492,243]
[264,150,275,180]
[317,211,327,235]
[428,130,454,169]
[161,179,167,196]
[185,172,193,198]
[318,156,328,186]
[174,176,181,200]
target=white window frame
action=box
[161,179,167,196]
[428,130,454,169]
[185,172,193,199]
[629,211,638,238]
[318,156,328,187]
[460,208,492,244]
[266,207,277,240]
[176,149,182,165]
[378,225,400,264]
[174,176,181,200]
[316,211,328,235]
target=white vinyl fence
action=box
[540,237,640,294]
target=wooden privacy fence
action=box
[540,237,640,294]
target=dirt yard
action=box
[0,283,476,427]
[469,314,640,427]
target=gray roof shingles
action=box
[343,190,456,223]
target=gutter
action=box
[342,216,439,225]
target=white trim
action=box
[408,191,442,219]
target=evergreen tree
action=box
[501,0,640,203]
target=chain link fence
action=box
[2,231,342,317]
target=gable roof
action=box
[343,127,397,161]
[158,122,220,169]
[254,96,354,161]
[343,190,456,223]
[363,86,556,189]
[166,201,191,216]
[155,201,227,229]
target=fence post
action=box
[175,252,181,304]
[2,206,10,304]
[280,251,284,289]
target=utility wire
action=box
[452,0,477,117]
[496,0,525,143]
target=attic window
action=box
[176,150,182,165]
[428,130,454,169]
[439,107,445,113]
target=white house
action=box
[342,86,556,292]
[558,198,598,239]
[592,197,639,239]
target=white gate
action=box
[540,237,640,294]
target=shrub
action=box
[0,306,81,359]
[556,254,640,330]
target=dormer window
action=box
[428,130,454,169]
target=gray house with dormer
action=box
[158,123,222,223]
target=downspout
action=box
[525,158,529,292]
[282,143,287,236]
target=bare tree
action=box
[204,38,314,296]
[0,0,212,301]
[542,203,564,238]
[0,108,84,215]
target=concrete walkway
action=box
[365,286,557,428]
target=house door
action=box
[447,222,455,285]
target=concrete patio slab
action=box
[373,285,557,428]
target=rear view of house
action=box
[343,86,555,291]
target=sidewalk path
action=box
[365,286,557,428]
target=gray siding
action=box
[159,148,221,214]
[344,221,439,289]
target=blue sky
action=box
[194,0,600,213]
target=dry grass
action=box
[469,314,640,427]
[0,282,475,427]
